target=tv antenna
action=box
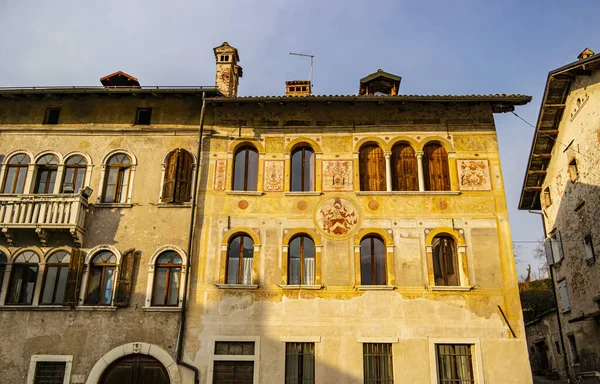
[289,52,314,85]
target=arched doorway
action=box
[100,354,169,384]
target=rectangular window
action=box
[135,108,152,125]
[558,281,570,312]
[543,187,552,207]
[584,235,595,264]
[43,108,61,125]
[215,341,255,355]
[285,342,315,384]
[34,361,66,383]
[212,340,257,384]
[436,344,474,384]
[363,343,393,384]
[568,335,579,364]
[550,231,564,264]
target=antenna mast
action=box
[289,52,314,85]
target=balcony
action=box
[0,194,88,246]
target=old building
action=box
[0,41,533,383]
[519,48,600,382]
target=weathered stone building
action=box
[519,48,600,383]
[0,42,532,383]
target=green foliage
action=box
[519,278,556,323]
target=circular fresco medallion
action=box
[315,197,359,238]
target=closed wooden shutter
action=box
[359,144,386,191]
[114,249,136,307]
[63,248,84,306]
[423,143,450,191]
[392,144,418,191]
[161,150,178,203]
[175,149,193,202]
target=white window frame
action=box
[144,245,187,310]
[31,151,64,195]
[78,245,122,308]
[0,149,36,194]
[558,280,570,313]
[97,149,137,205]
[27,355,72,384]
[429,338,484,384]
[207,336,261,384]
[61,151,94,194]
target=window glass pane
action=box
[62,167,75,192]
[8,265,38,304]
[9,154,29,164]
[85,267,102,305]
[74,168,86,192]
[374,237,386,285]
[66,155,86,165]
[289,237,301,285]
[118,167,130,202]
[233,149,247,191]
[363,343,393,384]
[215,341,255,355]
[286,342,315,384]
[437,344,474,383]
[227,236,241,284]
[291,150,303,192]
[101,267,115,305]
[360,238,373,285]
[103,168,118,202]
[304,149,314,192]
[41,266,59,304]
[15,167,27,193]
[3,167,16,193]
[54,266,68,304]
[152,267,168,306]
[34,361,67,384]
[303,237,315,285]
[168,268,181,306]
[246,149,258,191]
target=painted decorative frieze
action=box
[316,197,359,238]
[264,160,284,192]
[322,160,353,191]
[457,159,491,190]
[213,159,227,191]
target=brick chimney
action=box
[578,47,595,60]
[285,80,311,97]
[213,42,243,97]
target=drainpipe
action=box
[528,209,571,383]
[177,92,207,384]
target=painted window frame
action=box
[0,151,34,194]
[5,250,41,305]
[232,145,259,192]
[97,150,137,205]
[79,245,122,307]
[207,336,261,384]
[144,246,187,309]
[39,250,70,305]
[290,145,315,192]
[428,338,484,384]
[61,152,93,194]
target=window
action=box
[135,108,152,125]
[423,143,450,191]
[233,146,259,191]
[61,155,87,193]
[152,251,182,306]
[549,231,564,264]
[34,154,59,194]
[0,252,6,293]
[290,146,315,192]
[213,341,256,384]
[288,235,315,285]
[567,335,579,364]
[43,108,61,125]
[84,251,117,306]
[162,149,194,203]
[543,187,552,207]
[33,361,66,383]
[433,235,458,286]
[3,153,30,194]
[359,144,386,191]
[558,281,570,312]
[436,344,474,384]
[363,343,393,384]
[391,143,418,191]
[226,234,254,284]
[286,342,315,384]
[568,158,579,182]
[103,153,132,203]
[584,235,595,264]
[40,251,70,305]
[6,251,39,305]
[360,235,386,285]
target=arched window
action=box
[423,143,450,191]
[360,235,386,285]
[62,155,87,193]
[432,235,458,286]
[152,251,182,306]
[103,153,132,203]
[233,146,258,191]
[6,251,39,304]
[288,235,315,285]
[162,149,194,203]
[359,144,386,191]
[85,251,117,305]
[290,146,315,192]
[226,234,254,284]
[40,251,70,305]
[34,154,59,194]
[391,143,418,191]
[0,252,7,293]
[2,153,30,194]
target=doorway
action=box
[100,354,169,384]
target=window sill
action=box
[278,284,324,290]
[430,285,475,292]
[142,306,183,312]
[283,192,323,196]
[75,306,118,311]
[225,190,263,196]
[355,191,461,196]
[156,202,192,208]
[0,305,71,311]
[356,285,395,291]
[214,283,259,289]
[94,203,134,208]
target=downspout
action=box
[177,92,207,384]
[528,209,571,383]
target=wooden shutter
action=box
[175,149,193,202]
[424,144,450,191]
[544,237,554,266]
[359,144,385,191]
[114,248,136,307]
[63,248,84,306]
[161,150,178,203]
[392,144,418,191]
[359,146,371,191]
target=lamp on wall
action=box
[81,187,93,199]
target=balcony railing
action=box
[0,194,88,246]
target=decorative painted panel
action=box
[264,160,284,192]
[322,160,353,191]
[315,197,359,238]
[457,159,491,191]
[213,159,227,191]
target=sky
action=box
[1,0,599,278]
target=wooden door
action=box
[101,354,169,384]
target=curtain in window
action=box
[233,147,258,191]
[285,343,315,384]
[227,234,254,285]
[432,236,458,286]
[291,146,315,192]
[437,344,474,384]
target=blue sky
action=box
[1,0,598,278]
